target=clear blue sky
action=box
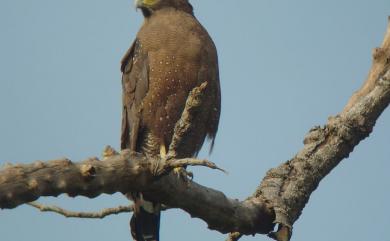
[1,0,389,241]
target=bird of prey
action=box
[120,0,221,240]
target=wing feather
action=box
[121,39,149,151]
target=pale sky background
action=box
[0,0,389,241]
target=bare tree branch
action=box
[254,17,390,241]
[167,81,208,159]
[27,202,134,218]
[0,151,275,235]
[27,201,170,219]
[0,17,389,241]
[0,81,274,235]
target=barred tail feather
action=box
[130,202,161,241]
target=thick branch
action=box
[0,81,274,235]
[253,17,390,240]
[0,152,275,235]
[167,81,208,159]
[0,18,389,241]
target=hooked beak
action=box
[135,0,143,9]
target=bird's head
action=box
[135,0,193,17]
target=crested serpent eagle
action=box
[120,0,221,240]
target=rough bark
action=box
[1,18,389,241]
[253,17,390,235]
[0,151,275,235]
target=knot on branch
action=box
[102,145,119,159]
[328,115,372,147]
[378,67,390,86]
[303,126,325,145]
[80,164,96,180]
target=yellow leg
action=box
[159,144,167,158]
[160,142,192,181]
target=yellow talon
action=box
[173,167,182,176]
[173,167,193,181]
[161,143,193,181]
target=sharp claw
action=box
[173,167,193,184]
[187,171,194,180]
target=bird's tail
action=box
[130,198,161,241]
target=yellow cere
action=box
[142,0,159,6]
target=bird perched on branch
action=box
[120,0,221,240]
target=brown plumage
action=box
[120,0,220,240]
